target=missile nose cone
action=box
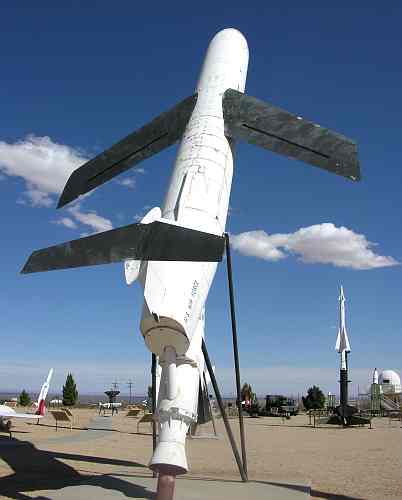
[210,28,248,50]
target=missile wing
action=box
[21,221,225,274]
[0,406,43,420]
[58,94,198,208]
[56,88,360,211]
[222,89,360,182]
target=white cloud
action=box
[53,217,78,229]
[231,223,399,270]
[0,135,114,233]
[115,166,145,190]
[0,135,87,206]
[67,204,113,234]
[231,230,286,262]
[116,177,136,189]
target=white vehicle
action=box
[98,402,122,408]
[22,27,360,497]
[98,401,122,415]
[49,398,63,406]
[0,368,53,431]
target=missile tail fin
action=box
[343,328,351,352]
[336,327,351,353]
[335,330,341,351]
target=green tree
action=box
[63,373,78,406]
[302,385,325,410]
[18,389,31,407]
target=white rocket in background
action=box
[36,368,53,404]
[372,367,379,385]
[335,286,351,369]
[327,286,369,427]
[0,368,53,424]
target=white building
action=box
[378,370,401,394]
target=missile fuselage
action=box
[140,30,249,356]
[140,29,249,474]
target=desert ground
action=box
[0,408,401,499]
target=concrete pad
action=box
[32,475,310,499]
[36,415,114,446]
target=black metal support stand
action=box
[202,339,248,482]
[203,371,217,436]
[224,233,248,479]
[338,352,350,426]
[151,353,157,478]
[340,369,348,411]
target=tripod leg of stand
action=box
[202,339,248,482]
[151,353,157,479]
[224,233,248,479]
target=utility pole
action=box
[127,379,134,405]
[111,380,119,391]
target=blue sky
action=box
[0,2,401,398]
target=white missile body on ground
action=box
[335,285,351,370]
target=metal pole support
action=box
[202,339,248,482]
[151,353,157,478]
[224,233,248,479]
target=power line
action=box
[127,379,134,404]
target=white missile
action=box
[373,367,379,384]
[0,368,53,424]
[37,368,53,404]
[144,29,249,475]
[23,25,361,492]
[335,285,351,355]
